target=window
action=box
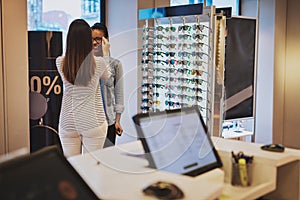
[27,0,105,49]
[170,0,239,16]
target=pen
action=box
[238,158,248,186]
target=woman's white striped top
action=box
[56,56,110,133]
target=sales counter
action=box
[68,137,300,200]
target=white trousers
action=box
[59,121,108,158]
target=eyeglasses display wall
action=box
[138,4,226,136]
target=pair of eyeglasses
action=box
[142,27,154,32]
[153,51,176,57]
[154,26,164,31]
[181,86,205,93]
[153,83,164,89]
[178,43,192,49]
[179,94,204,102]
[142,98,153,104]
[178,25,192,32]
[166,85,182,91]
[191,42,211,50]
[153,59,177,65]
[141,59,154,64]
[142,83,164,89]
[178,51,192,58]
[166,59,177,65]
[192,51,210,59]
[165,76,179,82]
[151,43,176,49]
[179,77,196,84]
[153,43,166,48]
[154,25,177,32]
[165,52,176,57]
[153,59,167,65]
[153,67,166,73]
[192,33,207,40]
[141,83,153,88]
[140,105,151,111]
[195,78,208,85]
[165,92,177,98]
[142,50,153,56]
[165,26,177,32]
[142,92,153,99]
[192,60,208,66]
[155,34,177,41]
[192,24,211,32]
[92,37,102,43]
[154,34,168,40]
[152,51,165,57]
[153,92,159,97]
[153,75,166,81]
[165,43,177,49]
[141,65,150,71]
[142,42,154,49]
[142,35,155,40]
[154,67,174,73]
[178,34,192,40]
[193,69,208,76]
[141,90,152,95]
[142,75,153,80]
[178,68,195,75]
[143,43,174,49]
[154,67,172,76]
[178,60,191,66]
[165,100,181,107]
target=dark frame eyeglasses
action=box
[92,37,102,43]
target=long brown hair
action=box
[62,19,95,86]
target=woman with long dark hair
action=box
[56,19,111,157]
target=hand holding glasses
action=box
[101,37,110,56]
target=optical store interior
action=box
[1,0,300,199]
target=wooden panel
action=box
[1,0,30,152]
[138,0,154,9]
[272,0,287,144]
[282,0,300,149]
[0,8,4,154]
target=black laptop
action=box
[0,145,99,200]
[132,106,222,177]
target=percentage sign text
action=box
[30,75,61,95]
[43,75,61,95]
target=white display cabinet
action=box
[138,4,226,136]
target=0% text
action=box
[30,75,61,95]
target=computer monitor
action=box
[132,106,222,177]
[0,146,99,200]
[224,17,256,121]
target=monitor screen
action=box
[132,106,222,177]
[0,146,99,200]
[224,17,256,120]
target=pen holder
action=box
[231,160,252,187]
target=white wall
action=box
[240,0,257,17]
[239,0,276,144]
[107,0,139,144]
[254,0,275,144]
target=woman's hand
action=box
[115,122,123,136]
[102,37,110,56]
